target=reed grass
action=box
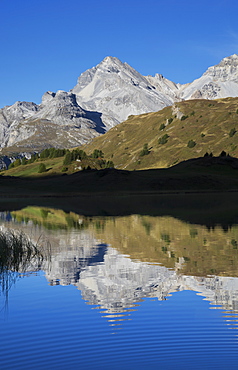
[0,230,44,296]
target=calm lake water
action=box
[1,206,238,369]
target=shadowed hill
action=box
[1,155,238,195]
[1,155,238,229]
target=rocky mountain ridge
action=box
[179,54,238,100]
[71,56,178,127]
[1,54,238,155]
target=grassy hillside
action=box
[1,157,65,178]
[81,97,238,169]
[0,150,113,178]
[2,97,238,177]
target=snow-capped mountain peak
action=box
[180,54,238,100]
[1,54,238,152]
[71,56,177,128]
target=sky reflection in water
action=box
[0,207,238,369]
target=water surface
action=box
[1,207,238,369]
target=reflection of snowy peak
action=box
[45,243,107,286]
[77,249,180,311]
[182,275,238,312]
[1,214,238,315]
[44,245,238,315]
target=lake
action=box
[1,205,238,369]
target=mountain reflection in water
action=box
[1,206,238,330]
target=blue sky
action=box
[0,0,238,108]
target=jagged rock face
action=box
[35,90,91,126]
[179,54,238,100]
[30,90,106,143]
[1,54,238,153]
[71,56,178,128]
[71,54,238,126]
[0,101,39,124]
[205,54,238,81]
[0,101,39,148]
[0,91,105,151]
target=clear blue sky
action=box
[0,0,238,108]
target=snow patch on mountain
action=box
[179,54,238,100]
[1,54,238,152]
[71,56,178,128]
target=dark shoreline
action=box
[0,190,238,229]
[1,156,238,227]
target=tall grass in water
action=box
[0,230,44,297]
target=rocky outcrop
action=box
[0,91,106,152]
[179,54,238,100]
[1,54,238,153]
[71,54,238,127]
[0,101,39,148]
[71,56,178,128]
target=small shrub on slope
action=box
[38,163,47,173]
[187,140,196,148]
[229,128,236,137]
[158,134,169,145]
[140,143,150,156]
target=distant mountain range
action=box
[1,54,238,154]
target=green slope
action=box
[0,153,113,178]
[2,97,238,177]
[81,97,238,169]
